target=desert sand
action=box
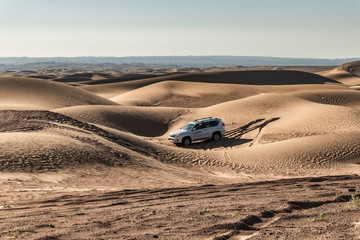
[0,63,359,239]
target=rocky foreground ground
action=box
[0,175,359,240]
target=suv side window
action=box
[203,121,211,128]
[210,121,219,127]
[194,123,205,130]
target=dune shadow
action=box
[172,71,341,85]
[182,117,280,150]
[187,137,253,150]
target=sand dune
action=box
[79,77,168,98]
[55,73,94,83]
[0,110,163,171]
[0,77,117,110]
[80,70,341,99]
[110,81,262,107]
[0,110,222,178]
[337,60,360,76]
[0,111,125,170]
[196,92,360,146]
[80,73,176,85]
[225,132,360,171]
[110,80,347,107]
[320,69,360,86]
[319,61,360,86]
[54,105,191,137]
[287,89,360,107]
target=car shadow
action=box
[181,117,280,150]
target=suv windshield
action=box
[182,123,195,130]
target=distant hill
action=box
[0,56,359,70]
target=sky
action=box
[0,0,359,58]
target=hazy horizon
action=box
[0,55,359,60]
[0,0,359,58]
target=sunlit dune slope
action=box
[287,90,360,107]
[110,81,261,107]
[337,61,360,77]
[79,75,175,98]
[195,93,360,136]
[319,61,360,86]
[225,132,360,170]
[0,77,117,110]
[109,80,347,107]
[81,70,340,100]
[0,110,133,171]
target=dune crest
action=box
[0,77,117,110]
[336,60,360,77]
[319,61,360,86]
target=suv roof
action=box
[192,117,221,123]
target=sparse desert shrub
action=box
[2,201,11,209]
[348,195,360,208]
[8,230,19,238]
[58,216,71,223]
[312,213,324,221]
[201,207,209,212]
[8,225,35,239]
[230,210,239,217]
[22,225,35,232]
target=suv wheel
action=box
[212,132,221,141]
[182,137,191,146]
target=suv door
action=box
[192,123,208,140]
[207,120,219,137]
[202,121,213,139]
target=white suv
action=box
[168,117,226,146]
